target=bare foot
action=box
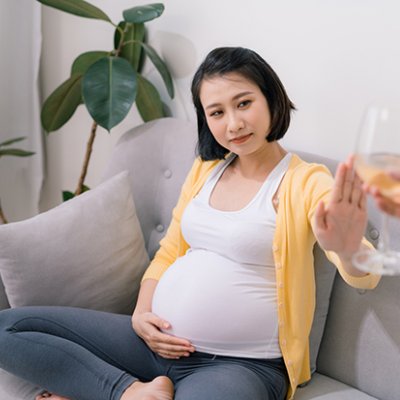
[34,376,173,400]
[121,376,174,400]
[35,393,70,400]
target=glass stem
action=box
[378,213,390,253]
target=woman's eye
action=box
[210,110,222,117]
[238,100,251,108]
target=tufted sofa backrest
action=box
[101,117,197,259]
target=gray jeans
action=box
[0,306,288,400]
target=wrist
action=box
[337,251,369,277]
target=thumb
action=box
[149,314,171,330]
[314,201,327,230]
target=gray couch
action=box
[0,117,399,399]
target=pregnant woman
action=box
[0,47,380,400]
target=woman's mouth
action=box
[230,133,252,144]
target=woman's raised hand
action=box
[312,156,368,262]
[132,311,195,359]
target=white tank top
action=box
[152,153,292,358]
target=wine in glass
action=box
[353,104,400,275]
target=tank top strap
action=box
[259,153,292,199]
[195,154,236,201]
[250,152,292,213]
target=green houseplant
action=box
[0,137,35,224]
[38,0,174,199]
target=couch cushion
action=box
[0,171,149,313]
[316,273,400,400]
[309,245,337,373]
[101,117,197,259]
[0,276,9,310]
[0,368,41,400]
[295,373,378,399]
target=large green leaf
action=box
[71,51,109,75]
[140,42,174,98]
[0,137,27,147]
[0,149,35,158]
[41,74,83,133]
[37,0,111,22]
[82,57,137,131]
[114,22,145,72]
[123,3,164,24]
[71,52,108,104]
[136,75,165,122]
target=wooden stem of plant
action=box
[73,25,128,197]
[75,121,97,196]
[0,199,8,224]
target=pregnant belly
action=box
[151,249,280,357]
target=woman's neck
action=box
[232,143,287,180]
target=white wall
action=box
[39,0,400,210]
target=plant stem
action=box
[0,199,8,224]
[73,25,128,197]
[115,23,130,56]
[75,121,97,196]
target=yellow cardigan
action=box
[142,154,380,399]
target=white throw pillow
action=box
[0,171,149,314]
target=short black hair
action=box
[191,47,296,161]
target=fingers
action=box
[331,162,346,203]
[313,200,327,231]
[155,335,195,359]
[350,171,366,209]
[155,330,195,358]
[134,312,195,359]
[363,182,400,217]
[332,156,364,207]
[341,163,354,202]
[389,170,400,181]
[147,313,171,331]
[372,192,400,218]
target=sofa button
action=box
[156,224,164,233]
[164,169,172,179]
[281,339,287,346]
[288,360,293,366]
[279,282,284,288]
[276,263,282,269]
[369,228,379,241]
[272,245,279,252]
[278,302,283,308]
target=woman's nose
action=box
[227,113,244,133]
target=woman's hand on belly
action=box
[132,311,195,359]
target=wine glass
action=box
[353,104,400,275]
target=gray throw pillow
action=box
[0,276,9,310]
[0,171,149,314]
[0,368,42,400]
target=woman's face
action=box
[199,72,272,157]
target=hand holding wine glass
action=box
[353,104,400,275]
[364,170,400,218]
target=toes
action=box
[36,392,51,399]
[36,393,70,400]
